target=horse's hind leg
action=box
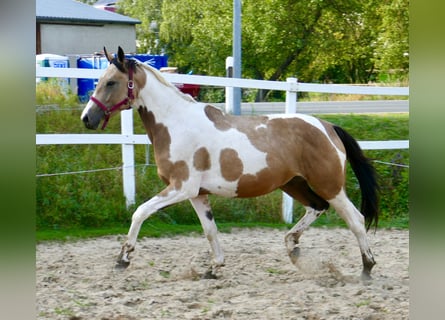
[328,189,376,280]
[285,206,325,264]
[280,176,329,265]
[189,195,224,277]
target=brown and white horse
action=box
[81,47,379,279]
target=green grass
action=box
[36,221,290,242]
[36,82,409,241]
[36,217,405,242]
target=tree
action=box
[119,0,164,54]
[306,0,379,83]
[373,0,409,81]
[118,0,408,100]
[160,0,232,74]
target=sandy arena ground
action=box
[36,227,408,319]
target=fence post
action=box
[232,0,242,115]
[225,56,234,114]
[121,109,136,207]
[282,77,298,224]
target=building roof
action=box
[36,0,140,25]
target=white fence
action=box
[36,67,409,223]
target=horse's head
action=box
[81,46,137,130]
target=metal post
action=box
[121,109,136,207]
[232,0,241,115]
[282,77,298,223]
[225,56,234,114]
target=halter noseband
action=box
[90,59,136,130]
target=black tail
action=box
[333,125,380,230]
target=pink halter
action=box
[89,61,135,130]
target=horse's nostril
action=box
[82,115,93,129]
[82,115,99,130]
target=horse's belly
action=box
[199,167,289,198]
[200,178,239,197]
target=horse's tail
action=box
[333,125,380,230]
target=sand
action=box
[36,227,408,319]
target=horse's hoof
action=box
[115,259,130,270]
[360,270,372,281]
[288,247,300,265]
[201,269,218,280]
[291,246,301,257]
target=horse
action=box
[81,47,379,280]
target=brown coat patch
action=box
[219,148,243,181]
[170,160,190,190]
[280,176,329,210]
[237,168,283,197]
[204,105,232,131]
[198,187,211,195]
[193,147,211,171]
[133,64,147,100]
[320,119,345,154]
[138,107,190,191]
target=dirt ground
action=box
[36,227,409,319]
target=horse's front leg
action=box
[189,195,225,278]
[116,186,192,269]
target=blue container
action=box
[126,54,168,69]
[77,56,109,102]
[36,54,70,89]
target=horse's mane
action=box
[137,62,196,103]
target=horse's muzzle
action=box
[82,114,99,130]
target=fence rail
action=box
[35,134,408,150]
[36,67,409,95]
[36,67,409,223]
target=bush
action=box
[36,79,79,107]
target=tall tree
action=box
[160,0,232,74]
[119,0,164,54]
[306,0,379,83]
[119,0,408,98]
[373,0,409,81]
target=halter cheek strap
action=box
[90,62,135,130]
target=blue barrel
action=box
[77,56,109,103]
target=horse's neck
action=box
[136,67,202,146]
[138,67,197,121]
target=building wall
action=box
[39,23,137,56]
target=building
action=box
[36,0,140,56]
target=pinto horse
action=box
[81,47,379,279]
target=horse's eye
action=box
[106,81,116,87]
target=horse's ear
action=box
[117,46,125,64]
[103,47,113,62]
